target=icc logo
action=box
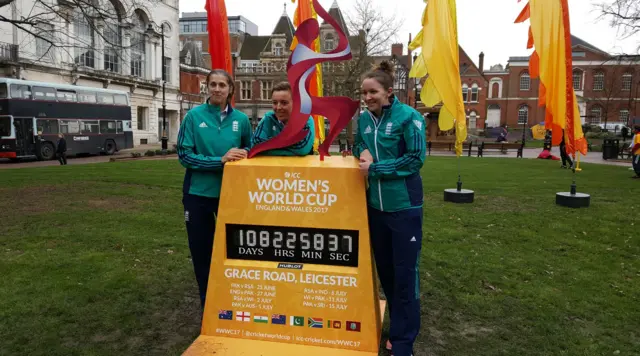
[284,172,301,179]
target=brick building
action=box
[179,42,209,121]
[484,36,640,130]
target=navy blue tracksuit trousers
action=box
[368,206,422,356]
[183,194,220,309]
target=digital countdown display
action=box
[226,223,359,267]
[183,156,384,356]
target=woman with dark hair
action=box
[353,61,427,356]
[251,81,315,156]
[177,69,252,309]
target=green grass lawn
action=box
[1,157,638,356]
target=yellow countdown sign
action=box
[183,156,385,356]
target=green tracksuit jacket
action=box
[177,102,252,198]
[353,96,427,212]
[251,111,315,156]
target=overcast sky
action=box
[179,0,638,68]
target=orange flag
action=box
[205,0,234,104]
[291,0,325,151]
[515,0,587,157]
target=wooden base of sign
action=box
[182,156,386,355]
[184,300,386,356]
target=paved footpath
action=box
[1,145,633,169]
[0,144,164,170]
[429,147,632,168]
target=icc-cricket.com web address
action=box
[215,328,361,348]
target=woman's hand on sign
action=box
[359,158,371,176]
[360,149,374,163]
[222,148,247,163]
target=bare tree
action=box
[324,0,402,98]
[598,0,640,51]
[317,0,401,145]
[0,0,157,65]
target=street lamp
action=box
[148,23,168,152]
[412,53,422,108]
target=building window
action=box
[73,10,94,68]
[103,1,121,72]
[520,71,530,91]
[518,105,529,124]
[261,81,273,100]
[462,84,468,103]
[620,109,629,124]
[131,11,147,78]
[324,34,335,51]
[491,82,500,98]
[137,106,148,130]
[590,105,602,124]
[593,71,604,91]
[470,83,479,103]
[35,23,54,61]
[274,43,283,56]
[163,57,171,82]
[573,69,583,91]
[241,81,252,100]
[194,41,203,52]
[469,111,477,129]
[622,73,632,91]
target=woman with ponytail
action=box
[353,61,427,356]
[177,69,252,309]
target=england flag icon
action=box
[236,311,251,322]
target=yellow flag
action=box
[409,0,467,156]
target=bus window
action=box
[97,93,114,104]
[114,94,127,105]
[100,121,117,134]
[80,120,99,134]
[60,120,80,134]
[116,121,123,133]
[0,117,10,137]
[37,119,59,135]
[33,86,57,101]
[10,84,32,99]
[78,91,97,103]
[0,83,7,98]
[57,90,77,102]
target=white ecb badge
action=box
[413,120,423,130]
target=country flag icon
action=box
[218,310,232,320]
[327,320,341,329]
[346,321,361,332]
[236,311,251,322]
[290,316,304,327]
[271,314,286,325]
[308,317,323,328]
[253,314,268,324]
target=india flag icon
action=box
[253,315,268,324]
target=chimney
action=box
[479,52,485,73]
[391,43,403,58]
[407,34,413,69]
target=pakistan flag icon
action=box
[289,316,304,327]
